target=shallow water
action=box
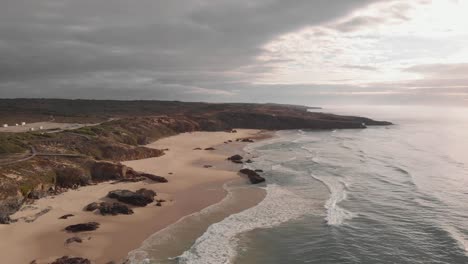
[134,106,468,264]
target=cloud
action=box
[0,0,384,99]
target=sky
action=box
[0,0,467,106]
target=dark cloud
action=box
[0,0,383,99]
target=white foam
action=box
[311,174,354,226]
[176,185,316,264]
[126,182,241,264]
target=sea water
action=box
[133,105,468,264]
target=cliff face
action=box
[0,100,392,221]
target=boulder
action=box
[84,202,100,212]
[65,222,100,233]
[59,214,74,220]
[51,256,91,264]
[91,161,127,182]
[55,167,91,188]
[65,236,83,244]
[136,188,156,201]
[108,189,154,206]
[254,169,264,173]
[241,138,254,142]
[245,159,253,163]
[98,202,134,215]
[193,148,202,150]
[203,165,213,168]
[239,169,266,184]
[204,147,215,150]
[227,154,243,162]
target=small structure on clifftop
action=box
[21,122,26,126]
[2,124,7,128]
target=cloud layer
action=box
[0,0,467,105]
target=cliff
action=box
[0,99,391,221]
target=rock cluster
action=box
[51,256,91,264]
[84,202,134,215]
[107,188,156,206]
[239,168,266,184]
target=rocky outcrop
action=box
[0,197,23,224]
[127,170,168,183]
[51,256,90,264]
[55,167,91,188]
[91,162,127,181]
[107,189,155,206]
[239,168,266,184]
[65,222,100,233]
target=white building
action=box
[15,123,19,126]
[2,124,8,128]
[30,127,35,131]
[21,122,26,126]
[39,126,44,130]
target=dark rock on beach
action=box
[227,154,243,162]
[108,189,155,206]
[51,256,91,264]
[59,214,75,220]
[254,169,264,173]
[65,222,100,233]
[84,201,133,215]
[239,168,266,184]
[84,202,100,212]
[204,147,216,150]
[98,202,133,215]
[136,188,156,200]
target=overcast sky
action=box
[0,0,467,106]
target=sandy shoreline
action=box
[0,129,271,264]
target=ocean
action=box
[131,105,468,264]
